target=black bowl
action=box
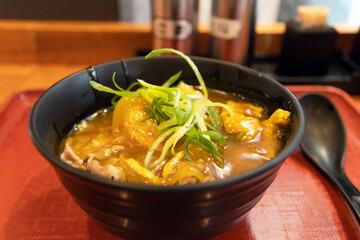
[29,56,304,240]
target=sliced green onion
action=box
[145,48,208,98]
[205,122,219,133]
[235,131,246,141]
[90,48,238,169]
[112,72,124,91]
[144,127,177,168]
[162,71,182,88]
[152,97,171,120]
[111,95,120,106]
[185,135,223,163]
[90,81,140,98]
[143,107,160,125]
[126,81,141,91]
[175,98,192,125]
[202,130,227,146]
[184,135,196,162]
[158,117,178,131]
[207,106,222,131]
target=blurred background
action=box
[0,0,359,26]
[0,0,359,102]
[1,2,360,240]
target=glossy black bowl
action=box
[29,56,304,240]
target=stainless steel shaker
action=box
[210,0,256,65]
[152,0,199,55]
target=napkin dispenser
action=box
[277,6,338,76]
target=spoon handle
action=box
[334,174,360,222]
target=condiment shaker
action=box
[210,0,256,65]
[152,0,198,55]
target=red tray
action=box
[1,86,359,239]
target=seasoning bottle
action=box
[277,6,338,76]
[210,0,256,66]
[152,0,198,55]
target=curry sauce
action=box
[60,87,290,185]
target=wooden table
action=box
[1,63,360,110]
[0,20,359,109]
[0,63,85,107]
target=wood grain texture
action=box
[0,63,86,108]
[0,22,37,63]
[0,21,152,64]
[0,63,359,110]
[0,20,358,109]
[0,20,358,64]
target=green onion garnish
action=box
[90,48,233,168]
[145,48,208,98]
[235,131,246,141]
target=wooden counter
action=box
[0,63,359,111]
[0,20,358,64]
[0,63,84,107]
[0,20,359,109]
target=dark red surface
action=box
[0,86,359,239]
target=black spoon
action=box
[299,93,360,222]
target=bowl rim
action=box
[29,56,305,193]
